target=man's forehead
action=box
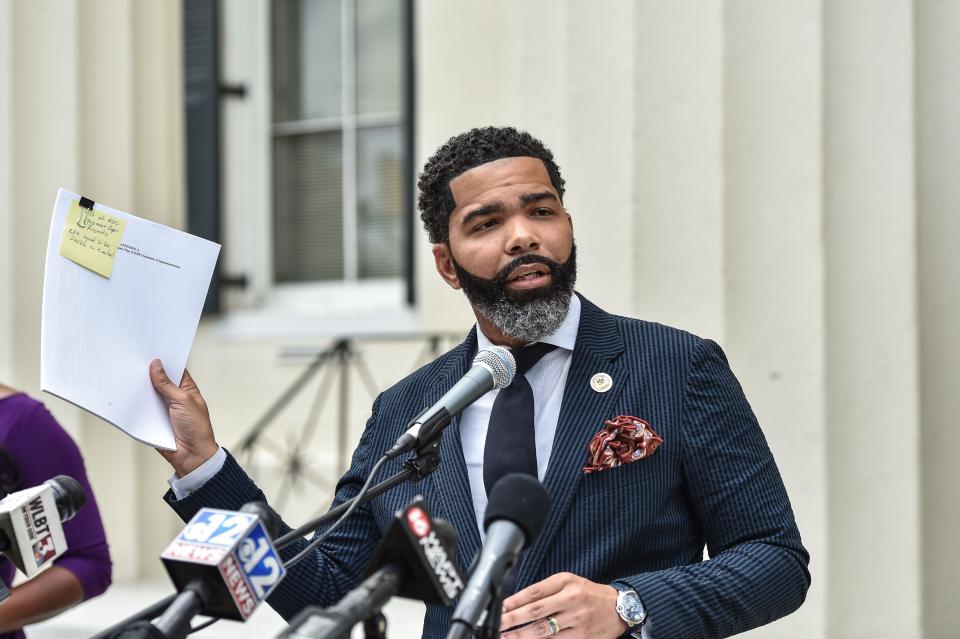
[448,157,554,210]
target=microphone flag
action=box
[160,507,286,621]
[0,483,69,577]
[363,497,465,605]
[279,498,465,639]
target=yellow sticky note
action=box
[59,201,127,278]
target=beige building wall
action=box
[0,1,13,382]
[723,3,826,636]
[0,1,956,637]
[916,2,960,638]
[0,0,187,581]
[824,2,922,637]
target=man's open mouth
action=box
[506,265,552,287]
[513,271,546,281]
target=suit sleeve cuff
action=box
[167,446,227,500]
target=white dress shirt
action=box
[461,294,580,535]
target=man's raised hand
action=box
[149,359,219,477]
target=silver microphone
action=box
[386,346,516,457]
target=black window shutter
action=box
[183,0,221,314]
[403,0,416,306]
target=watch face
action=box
[618,591,646,624]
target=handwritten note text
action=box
[59,201,127,277]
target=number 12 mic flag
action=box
[160,507,286,621]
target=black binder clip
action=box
[77,196,98,228]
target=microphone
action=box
[0,475,86,578]
[447,474,552,639]
[279,498,465,639]
[386,346,516,458]
[154,502,285,638]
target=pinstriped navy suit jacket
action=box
[165,294,810,638]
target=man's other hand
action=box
[500,572,628,639]
[149,359,218,477]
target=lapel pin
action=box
[590,372,613,393]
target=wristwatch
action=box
[612,581,648,636]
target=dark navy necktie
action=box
[483,342,559,496]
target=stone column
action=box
[916,1,960,637]
[724,1,827,636]
[824,1,922,637]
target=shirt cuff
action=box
[167,447,227,500]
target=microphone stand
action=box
[476,596,503,639]
[362,612,388,639]
[93,438,445,639]
[90,594,177,639]
[150,585,208,639]
[274,436,443,551]
[450,588,503,639]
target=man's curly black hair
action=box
[417,126,565,244]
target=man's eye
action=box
[474,220,498,232]
[532,208,555,217]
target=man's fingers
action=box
[500,617,553,639]
[503,573,570,613]
[180,368,199,393]
[149,359,179,398]
[500,591,566,631]
[501,613,576,639]
[151,361,202,401]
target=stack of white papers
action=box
[41,188,220,450]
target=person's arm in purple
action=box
[0,394,112,632]
[0,565,85,633]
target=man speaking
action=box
[150,127,810,638]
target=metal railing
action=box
[232,333,462,514]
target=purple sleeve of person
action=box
[0,394,112,599]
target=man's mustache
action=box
[490,254,564,287]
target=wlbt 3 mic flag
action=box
[160,505,286,621]
[0,474,85,578]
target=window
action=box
[272,0,409,284]
[204,0,414,328]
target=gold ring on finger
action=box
[546,616,560,636]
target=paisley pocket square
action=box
[583,415,663,474]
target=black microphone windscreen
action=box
[240,501,282,539]
[46,475,86,522]
[483,474,551,547]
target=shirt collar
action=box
[475,293,581,352]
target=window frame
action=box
[212,0,415,331]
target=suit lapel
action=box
[429,329,484,572]
[515,295,628,587]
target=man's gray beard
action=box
[469,289,574,344]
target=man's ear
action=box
[432,243,462,290]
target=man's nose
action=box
[505,217,540,254]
